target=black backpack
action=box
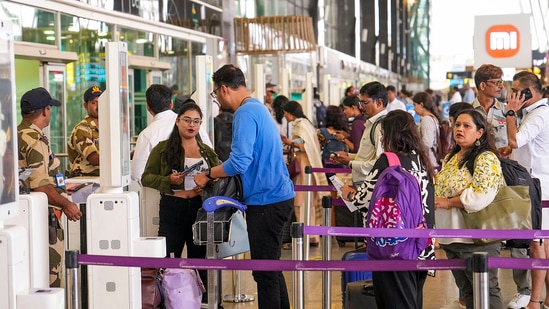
[466,156,542,248]
[214,111,233,162]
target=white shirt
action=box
[131,110,178,182]
[387,98,407,112]
[450,91,462,103]
[512,98,549,199]
[350,109,387,183]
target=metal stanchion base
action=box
[223,294,255,303]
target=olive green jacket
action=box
[141,140,219,195]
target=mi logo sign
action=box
[474,14,531,68]
[485,25,520,58]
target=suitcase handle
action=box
[203,196,247,213]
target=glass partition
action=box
[60,14,112,135]
[119,27,155,57]
[0,2,56,45]
[159,35,191,95]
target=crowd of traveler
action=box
[15,61,549,309]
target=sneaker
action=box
[507,293,530,309]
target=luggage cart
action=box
[193,196,247,309]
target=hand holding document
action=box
[329,175,358,212]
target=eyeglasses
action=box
[178,116,202,125]
[210,85,222,100]
[358,99,373,108]
[486,79,504,86]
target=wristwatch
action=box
[205,168,215,180]
[505,110,516,117]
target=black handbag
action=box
[201,174,244,202]
[194,175,244,244]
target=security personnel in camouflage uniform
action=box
[67,86,102,176]
[17,87,82,287]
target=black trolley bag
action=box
[344,279,377,309]
[341,246,372,306]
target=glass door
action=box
[146,70,163,124]
[42,63,68,171]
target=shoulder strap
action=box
[370,115,385,145]
[383,152,400,166]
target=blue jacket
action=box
[222,97,295,205]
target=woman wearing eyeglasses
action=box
[141,101,219,293]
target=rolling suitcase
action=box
[341,247,372,304]
[344,279,377,309]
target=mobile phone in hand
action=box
[180,160,204,176]
[520,88,533,101]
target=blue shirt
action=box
[222,97,295,205]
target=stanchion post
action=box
[206,211,219,309]
[65,250,80,309]
[291,222,304,309]
[472,252,489,309]
[304,166,313,260]
[321,196,332,309]
[222,254,255,303]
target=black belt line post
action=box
[65,250,80,309]
[291,222,304,309]
[472,252,489,309]
[321,196,332,309]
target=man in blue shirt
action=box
[194,64,295,309]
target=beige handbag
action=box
[460,185,532,245]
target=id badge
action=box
[55,173,66,188]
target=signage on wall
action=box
[474,15,531,68]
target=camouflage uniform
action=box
[67,115,99,176]
[17,119,65,288]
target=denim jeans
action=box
[246,198,294,309]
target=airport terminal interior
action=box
[1,0,549,308]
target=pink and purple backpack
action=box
[366,152,427,260]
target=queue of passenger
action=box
[15,63,549,309]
